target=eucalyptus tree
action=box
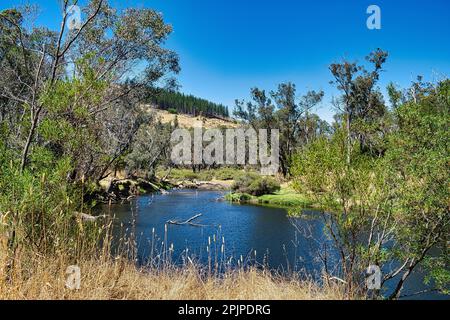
[234,83,324,176]
[329,49,389,164]
[0,0,180,262]
[0,0,180,180]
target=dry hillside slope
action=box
[143,105,239,129]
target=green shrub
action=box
[0,143,102,256]
[232,174,280,196]
[250,177,281,196]
[225,192,253,202]
[167,108,178,114]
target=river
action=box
[103,189,447,300]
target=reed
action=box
[0,251,346,300]
[0,162,347,300]
[0,213,349,300]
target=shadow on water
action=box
[102,189,448,300]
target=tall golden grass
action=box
[0,177,347,300]
[0,251,345,300]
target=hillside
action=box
[150,106,239,129]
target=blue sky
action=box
[2,0,449,122]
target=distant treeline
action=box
[150,90,230,118]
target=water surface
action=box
[105,189,447,300]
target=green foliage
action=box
[424,255,450,295]
[329,49,390,161]
[0,0,181,262]
[290,79,450,298]
[150,89,230,118]
[0,141,101,256]
[292,126,395,296]
[225,192,253,202]
[232,173,280,196]
[35,71,106,179]
[383,79,450,296]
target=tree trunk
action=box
[346,112,351,165]
[389,267,412,300]
[20,108,41,172]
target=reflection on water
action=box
[102,189,447,300]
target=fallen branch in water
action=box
[167,214,205,227]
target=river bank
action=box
[0,253,345,300]
[94,175,233,203]
[95,168,312,210]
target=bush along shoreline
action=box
[223,174,313,208]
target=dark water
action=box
[104,189,447,300]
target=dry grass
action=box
[0,253,345,300]
[0,199,346,300]
[151,108,239,129]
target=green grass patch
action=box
[225,186,312,208]
[257,188,311,207]
[224,192,254,202]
